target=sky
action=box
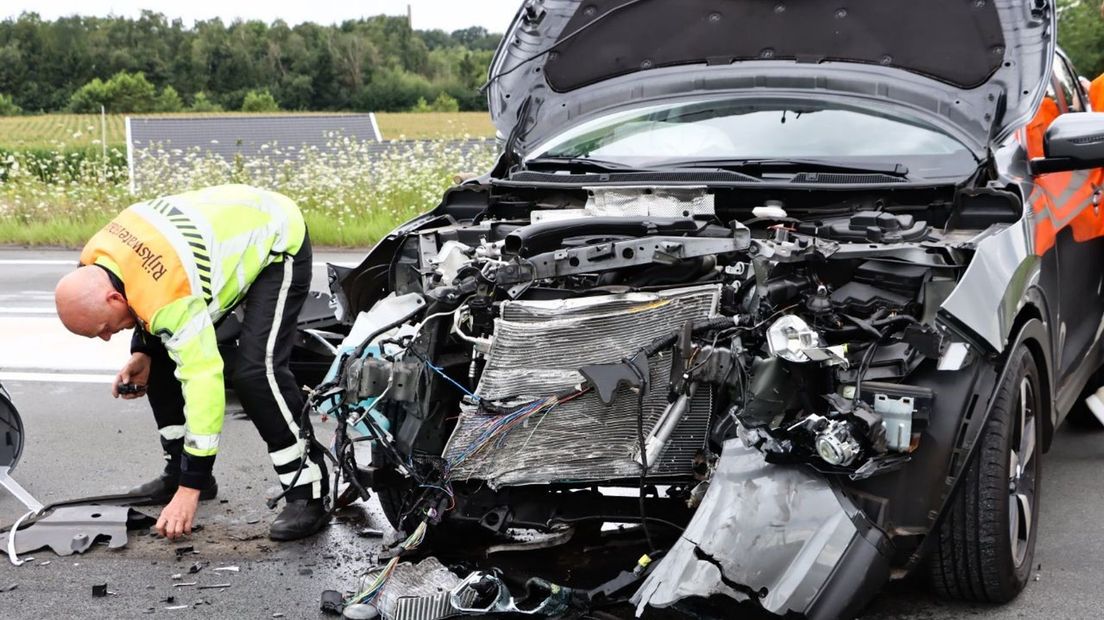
[0,0,522,33]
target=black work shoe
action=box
[127,473,219,506]
[269,499,330,541]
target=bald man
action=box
[56,184,330,542]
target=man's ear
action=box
[106,290,127,305]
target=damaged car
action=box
[311,1,1104,617]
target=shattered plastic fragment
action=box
[91,584,108,597]
[213,566,240,572]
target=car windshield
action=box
[529,99,978,179]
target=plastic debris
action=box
[39,561,50,566]
[356,528,384,538]
[188,561,206,574]
[171,573,183,580]
[272,614,285,618]
[92,584,108,597]
[320,589,345,615]
[342,603,379,619]
[198,583,231,589]
[173,582,197,588]
[165,605,189,610]
[213,566,240,572]
[1,584,17,593]
[174,546,195,557]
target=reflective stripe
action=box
[159,425,186,441]
[277,462,322,487]
[185,432,220,453]
[265,259,300,437]
[270,442,305,467]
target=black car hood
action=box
[488,0,1054,156]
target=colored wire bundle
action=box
[348,519,430,605]
[446,388,590,474]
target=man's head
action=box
[55,266,136,341]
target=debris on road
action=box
[174,546,195,557]
[320,589,344,615]
[1,583,17,593]
[171,573,183,580]
[172,582,197,588]
[164,604,189,610]
[6,505,155,558]
[188,561,206,574]
[91,583,108,597]
[213,565,240,572]
[198,583,232,590]
[341,603,379,619]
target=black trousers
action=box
[146,235,329,501]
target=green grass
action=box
[0,217,111,246]
[0,111,495,149]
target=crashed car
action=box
[318,1,1104,617]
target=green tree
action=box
[1059,0,1104,78]
[154,85,184,112]
[189,91,223,112]
[0,93,21,115]
[68,70,158,112]
[241,88,279,112]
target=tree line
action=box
[4,4,1104,116]
[0,11,501,114]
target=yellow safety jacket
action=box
[80,184,305,460]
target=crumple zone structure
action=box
[327,179,992,616]
[633,440,887,620]
[444,286,717,486]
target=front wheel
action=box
[928,345,1042,603]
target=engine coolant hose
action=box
[502,217,703,257]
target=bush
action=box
[190,92,224,112]
[0,94,21,116]
[355,68,436,111]
[68,71,158,113]
[241,89,280,112]
[410,92,460,113]
[154,86,184,112]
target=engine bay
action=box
[323,183,1002,540]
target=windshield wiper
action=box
[655,157,910,178]
[523,157,636,172]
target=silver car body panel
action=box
[632,439,864,617]
[489,0,1054,156]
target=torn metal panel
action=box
[9,505,155,557]
[443,285,718,487]
[632,439,880,617]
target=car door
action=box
[1030,53,1104,383]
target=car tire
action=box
[928,344,1042,603]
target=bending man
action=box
[54,184,330,541]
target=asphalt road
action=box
[2,247,1104,619]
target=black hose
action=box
[502,217,702,257]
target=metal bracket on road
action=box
[6,504,155,560]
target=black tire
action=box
[928,345,1042,603]
[377,486,406,529]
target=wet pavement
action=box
[2,247,1104,618]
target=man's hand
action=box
[114,352,151,399]
[156,487,200,540]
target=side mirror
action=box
[0,383,23,471]
[1031,112,1104,174]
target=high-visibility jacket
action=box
[1091,74,1104,112]
[80,184,306,461]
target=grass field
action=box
[0,111,495,149]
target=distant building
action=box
[125,113,382,192]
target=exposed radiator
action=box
[443,285,720,488]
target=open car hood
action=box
[488,0,1054,157]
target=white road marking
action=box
[0,372,114,384]
[0,317,129,371]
